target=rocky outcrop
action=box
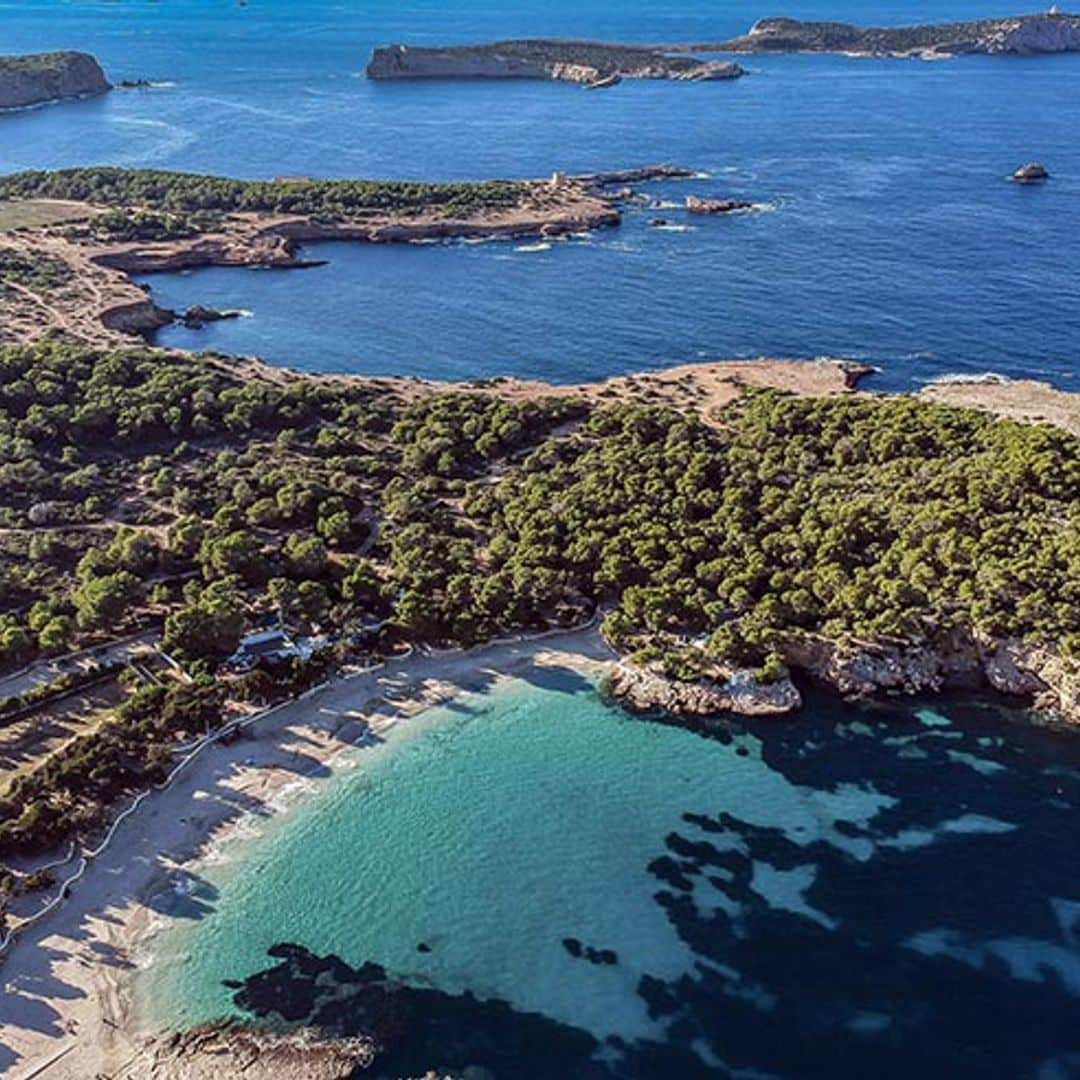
[706,14,1080,58]
[367,40,744,84]
[782,631,1080,724]
[607,661,802,718]
[0,51,110,110]
[608,627,1080,727]
[99,298,175,337]
[982,638,1080,721]
[1012,161,1049,182]
[181,304,244,328]
[686,195,754,214]
[143,1024,377,1079]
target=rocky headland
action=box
[366,39,744,84]
[702,13,1080,58]
[608,628,1080,726]
[607,660,802,719]
[0,51,110,110]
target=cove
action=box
[137,670,1080,1078]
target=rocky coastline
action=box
[0,51,109,110]
[607,630,1080,726]
[367,39,744,84]
[0,164,687,346]
[607,661,802,719]
[702,13,1080,59]
[141,1023,378,1079]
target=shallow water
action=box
[4,0,1080,386]
[139,672,1080,1077]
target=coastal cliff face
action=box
[786,631,1080,724]
[712,14,1080,57]
[367,40,744,84]
[0,51,110,110]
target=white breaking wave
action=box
[514,242,552,253]
[922,372,1014,386]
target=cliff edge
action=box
[0,51,110,110]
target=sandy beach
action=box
[0,627,614,1080]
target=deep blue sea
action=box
[2,0,1079,386]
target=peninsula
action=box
[366,39,744,84]
[0,164,688,343]
[0,51,110,111]
[704,12,1080,58]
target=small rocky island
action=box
[705,12,1080,58]
[366,39,744,85]
[0,51,110,110]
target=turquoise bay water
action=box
[140,671,1080,1077]
[3,1,1080,387]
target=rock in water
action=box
[1012,161,1049,182]
[182,304,244,328]
[0,51,110,110]
[686,195,755,214]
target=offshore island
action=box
[369,13,1080,84]
[0,51,110,111]
[367,40,744,84]
[697,11,1080,57]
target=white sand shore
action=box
[0,628,614,1080]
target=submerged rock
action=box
[144,1022,376,1079]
